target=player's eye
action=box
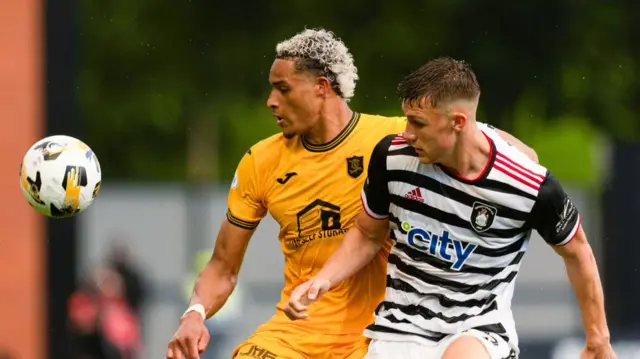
[408,118,425,128]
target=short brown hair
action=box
[397,57,481,108]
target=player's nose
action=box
[402,129,416,143]
[266,90,279,109]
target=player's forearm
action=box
[189,260,237,319]
[563,244,610,345]
[316,227,382,287]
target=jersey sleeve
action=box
[226,149,267,230]
[361,135,393,219]
[530,172,581,245]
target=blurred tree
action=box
[79,0,638,184]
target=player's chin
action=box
[417,154,435,164]
[282,129,297,139]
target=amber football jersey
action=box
[227,112,406,335]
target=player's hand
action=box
[166,311,210,359]
[284,278,331,321]
[580,341,617,359]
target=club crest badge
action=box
[470,201,497,233]
[346,156,364,178]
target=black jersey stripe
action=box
[226,209,260,230]
[472,234,528,257]
[472,324,510,344]
[387,169,530,221]
[365,324,447,342]
[394,242,521,276]
[473,178,537,201]
[389,253,519,294]
[378,300,498,325]
[390,194,525,238]
[386,275,497,309]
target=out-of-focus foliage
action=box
[79,0,639,185]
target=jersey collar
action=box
[301,112,360,153]
[437,131,497,184]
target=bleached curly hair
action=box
[275,28,358,102]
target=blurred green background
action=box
[79,0,639,188]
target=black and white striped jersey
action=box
[360,123,581,353]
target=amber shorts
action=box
[232,330,370,359]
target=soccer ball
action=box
[19,135,102,218]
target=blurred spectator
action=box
[67,266,142,359]
[106,239,147,315]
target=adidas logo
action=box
[404,188,424,202]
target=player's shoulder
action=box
[487,130,550,194]
[358,112,406,127]
[370,133,414,160]
[249,132,285,151]
[495,141,547,174]
[358,112,406,134]
[244,132,289,169]
[483,126,546,174]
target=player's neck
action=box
[440,128,491,180]
[304,101,353,145]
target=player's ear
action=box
[316,76,332,98]
[451,112,467,132]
